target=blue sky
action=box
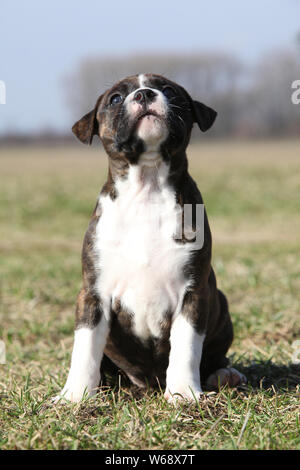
[0,0,299,134]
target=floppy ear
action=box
[72,108,98,145]
[192,101,217,132]
[72,95,103,145]
[72,109,98,145]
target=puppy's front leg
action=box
[165,313,205,403]
[54,293,109,403]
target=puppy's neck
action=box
[115,157,169,198]
[104,148,189,199]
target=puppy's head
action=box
[72,74,217,164]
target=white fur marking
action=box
[165,315,204,402]
[138,74,146,88]
[53,317,109,403]
[124,76,168,152]
[95,162,193,341]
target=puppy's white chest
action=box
[95,163,192,340]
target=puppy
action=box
[54,74,246,403]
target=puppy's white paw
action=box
[164,384,203,404]
[52,394,69,405]
[206,367,247,390]
[52,385,95,404]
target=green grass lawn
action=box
[0,140,299,450]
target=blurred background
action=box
[0,1,300,436]
[1,0,300,142]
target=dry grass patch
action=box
[0,140,299,449]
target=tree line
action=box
[64,49,300,139]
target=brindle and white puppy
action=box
[54,74,246,404]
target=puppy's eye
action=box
[162,86,176,100]
[110,94,123,106]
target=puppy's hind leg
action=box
[206,367,247,390]
[203,289,247,390]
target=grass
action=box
[0,139,299,450]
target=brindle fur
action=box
[73,74,233,388]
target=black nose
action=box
[133,88,157,104]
